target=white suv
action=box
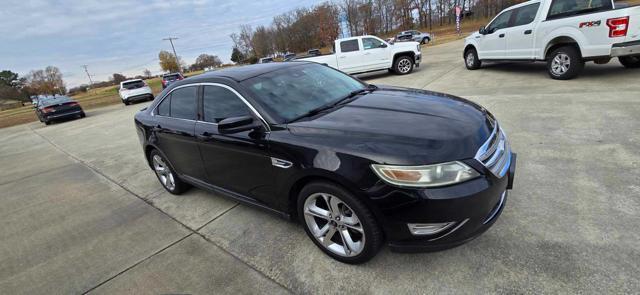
[119,79,154,105]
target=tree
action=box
[112,73,127,83]
[143,69,152,78]
[158,50,181,73]
[191,54,222,71]
[0,70,19,87]
[230,47,245,64]
[25,66,66,95]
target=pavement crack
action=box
[195,203,240,231]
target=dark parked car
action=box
[161,73,184,89]
[135,62,516,264]
[35,95,85,125]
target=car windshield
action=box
[39,96,73,107]
[240,63,365,123]
[163,74,180,81]
[122,80,145,89]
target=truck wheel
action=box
[547,46,584,80]
[393,56,414,75]
[619,56,640,68]
[464,48,481,70]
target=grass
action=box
[0,71,203,128]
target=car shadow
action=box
[478,61,634,79]
[355,66,426,81]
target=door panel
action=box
[196,85,276,205]
[505,3,541,59]
[478,10,514,59]
[154,116,205,179]
[337,39,364,73]
[361,37,391,70]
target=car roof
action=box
[190,61,313,82]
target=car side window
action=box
[512,3,540,27]
[340,40,359,53]
[169,86,197,120]
[362,38,384,50]
[157,95,171,116]
[202,86,251,123]
[486,10,514,33]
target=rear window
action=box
[39,96,73,107]
[547,0,612,19]
[122,80,145,90]
[163,74,180,81]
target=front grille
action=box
[475,123,511,178]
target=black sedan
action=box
[134,62,516,264]
[35,96,85,125]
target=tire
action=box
[297,181,383,264]
[393,55,414,75]
[123,100,130,105]
[619,56,640,68]
[421,37,430,45]
[80,112,86,118]
[44,120,51,125]
[464,48,481,70]
[547,46,584,80]
[149,149,190,195]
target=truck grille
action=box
[475,123,511,178]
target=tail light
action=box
[67,102,79,107]
[162,80,166,86]
[42,107,55,113]
[607,16,629,38]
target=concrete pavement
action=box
[1,39,639,294]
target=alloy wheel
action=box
[551,53,571,76]
[398,59,412,73]
[152,154,176,191]
[466,52,475,67]
[303,193,365,257]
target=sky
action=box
[0,0,324,88]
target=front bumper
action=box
[369,153,516,253]
[611,40,640,57]
[123,93,154,102]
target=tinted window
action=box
[340,40,359,52]
[157,95,170,116]
[487,10,514,33]
[122,80,145,89]
[169,86,197,120]
[241,63,365,123]
[363,38,385,50]
[202,86,251,123]
[513,3,540,26]
[548,0,612,19]
[163,74,181,81]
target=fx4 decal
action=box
[579,20,601,28]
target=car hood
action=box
[286,86,493,165]
[391,41,419,50]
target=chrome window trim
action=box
[150,82,271,132]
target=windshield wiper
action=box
[288,84,378,123]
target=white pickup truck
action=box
[298,35,422,75]
[463,0,640,79]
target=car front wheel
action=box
[464,48,481,70]
[150,150,189,195]
[298,181,383,264]
[393,56,414,75]
[619,56,640,68]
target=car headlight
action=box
[371,161,479,188]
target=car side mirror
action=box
[218,116,262,134]
[479,26,487,35]
[380,43,388,48]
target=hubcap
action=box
[303,193,365,257]
[152,155,175,191]
[466,52,475,67]
[551,53,571,76]
[398,59,412,73]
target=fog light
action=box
[407,222,455,236]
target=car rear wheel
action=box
[421,37,430,45]
[123,100,130,105]
[393,56,414,75]
[44,120,51,125]
[547,46,584,80]
[298,181,383,264]
[150,150,189,195]
[464,48,481,70]
[619,56,640,68]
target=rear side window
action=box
[513,3,540,26]
[548,0,612,19]
[169,86,197,120]
[340,40,359,53]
